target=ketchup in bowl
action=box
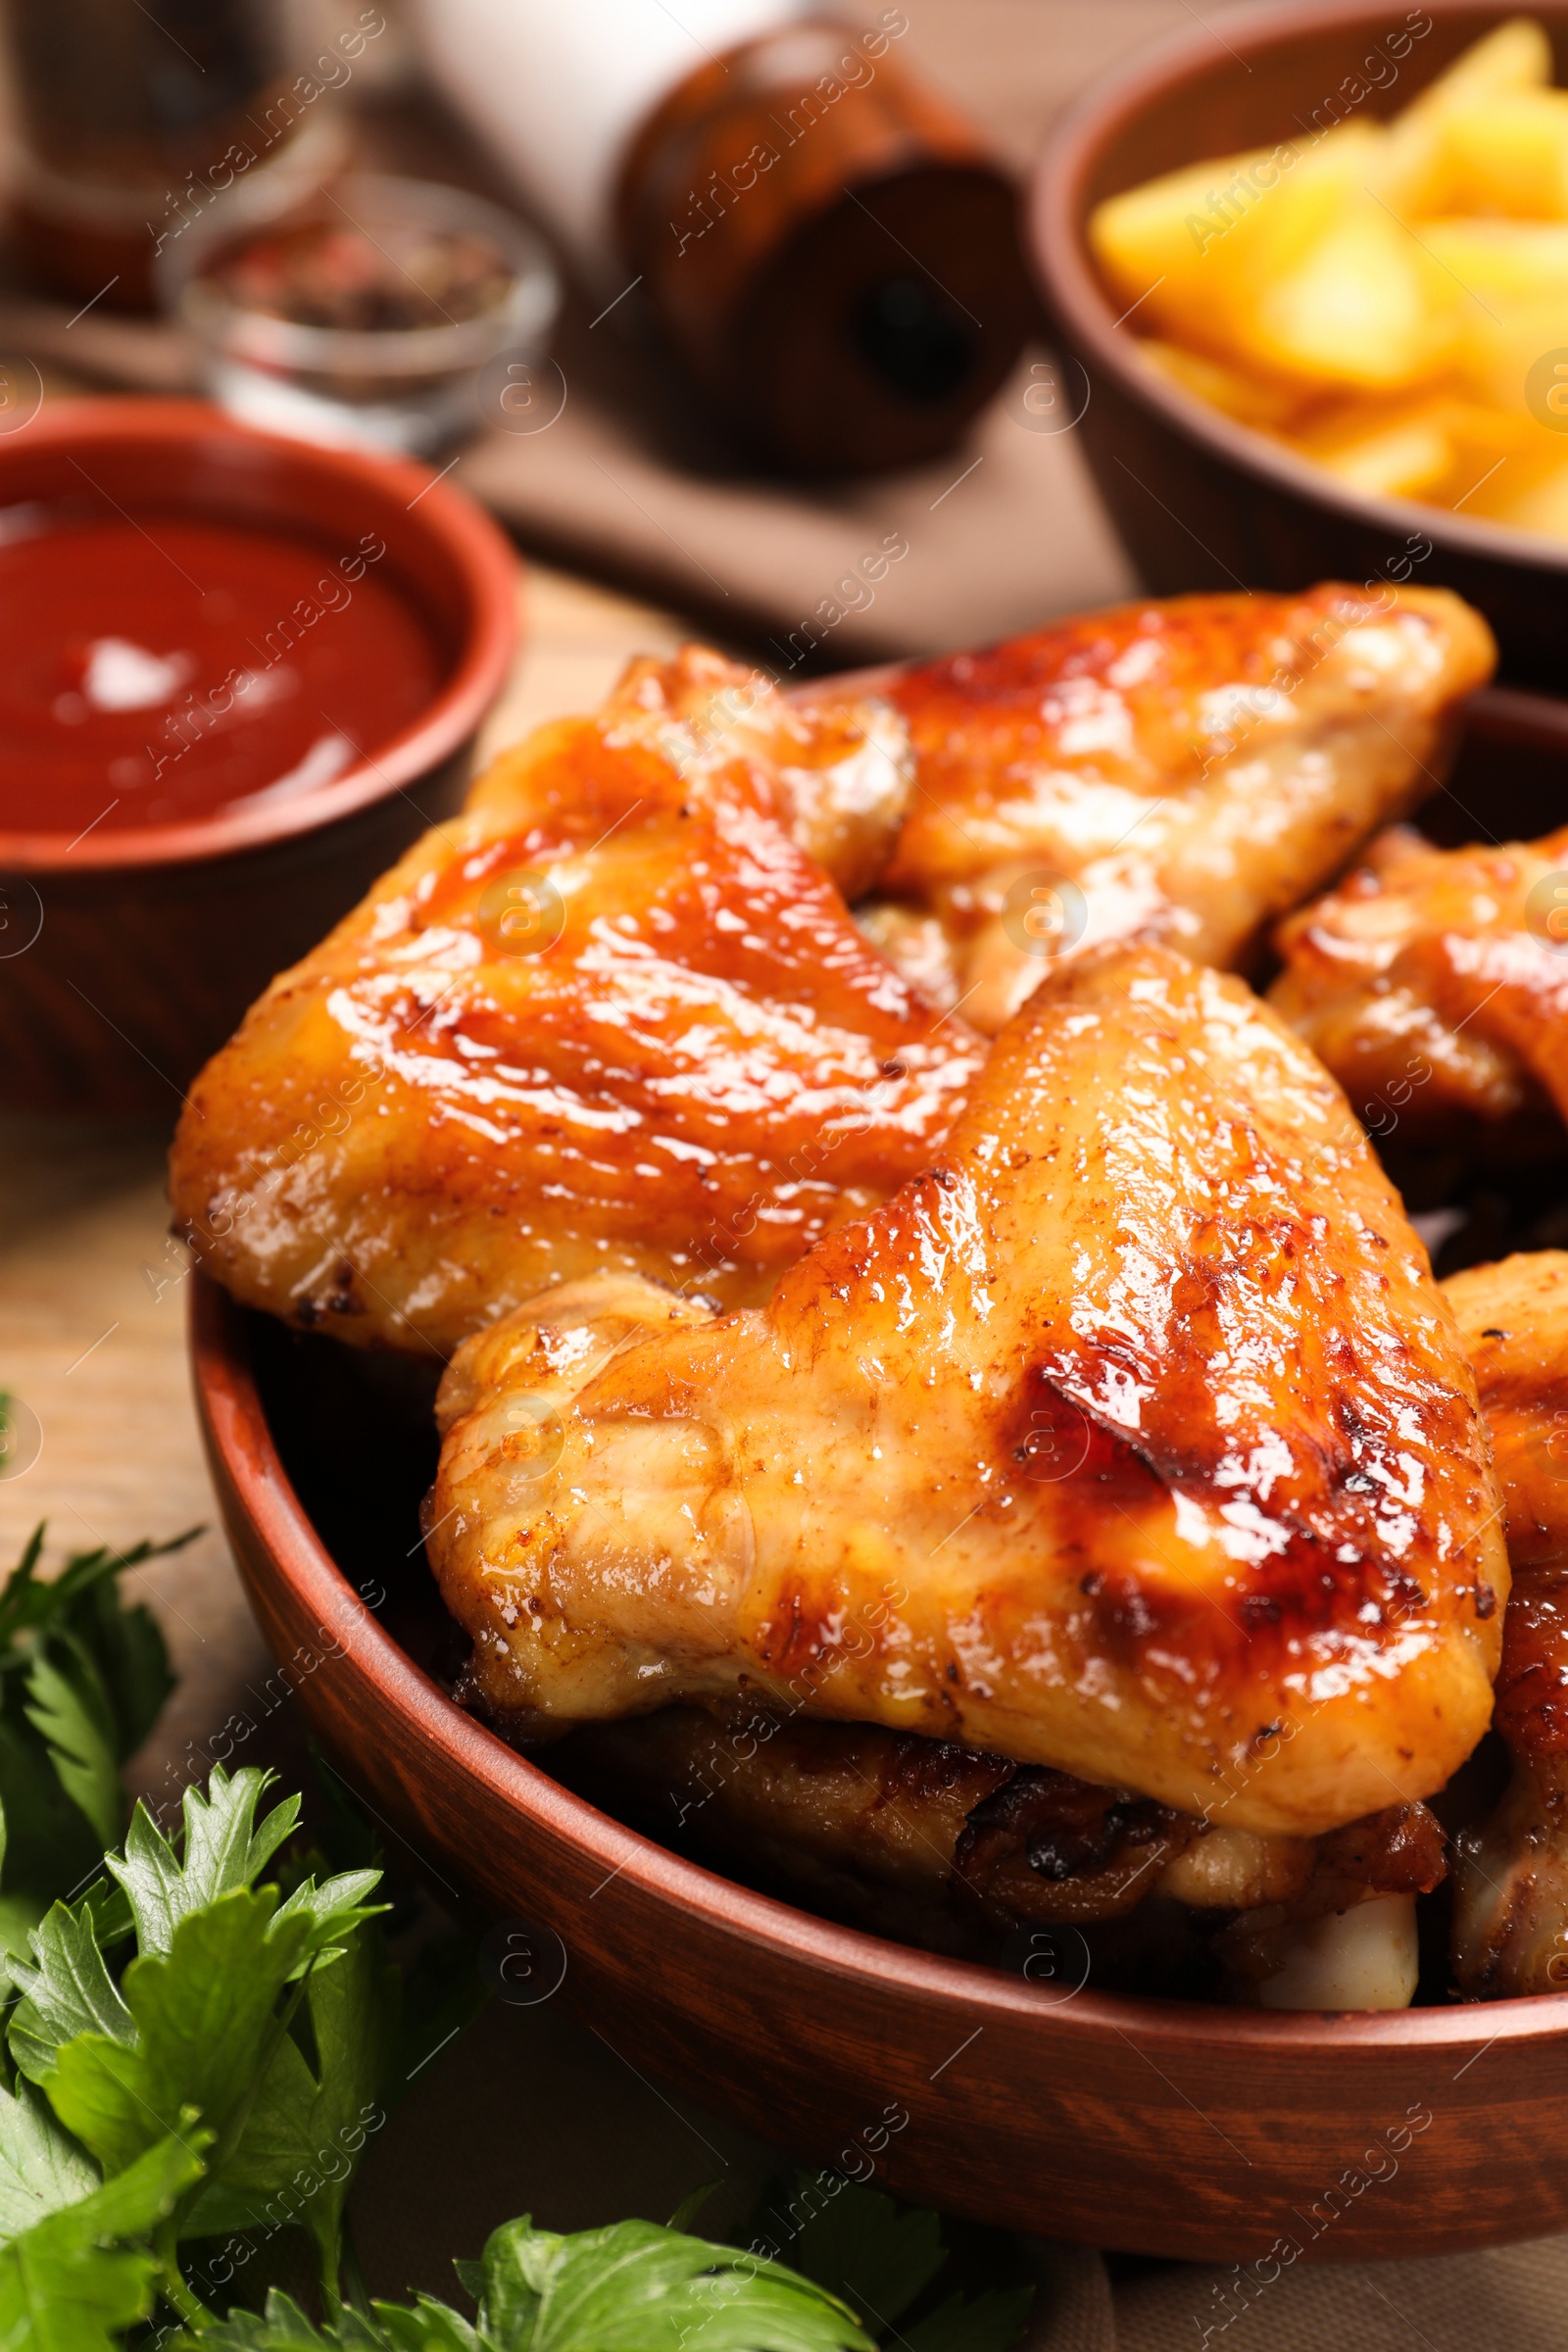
[0,505,441,839]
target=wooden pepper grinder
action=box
[417,0,1035,475]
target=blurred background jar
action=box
[163,170,558,454]
[0,0,361,311]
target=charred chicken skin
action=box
[168,652,978,1356]
[1271,822,1568,1146]
[426,943,1506,1839]
[842,584,1494,1033]
[1445,1250,1568,1998]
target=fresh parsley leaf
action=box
[0,1890,47,2003]
[0,1532,191,1665]
[6,1758,388,2317]
[106,1771,378,1981]
[106,1771,300,1958]
[469,2213,876,2351]
[0,2079,98,2241]
[198,2287,476,2352]
[0,1527,187,1937]
[293,1756,482,2119]
[24,1648,122,1852]
[759,2176,945,2332]
[9,1899,135,2087]
[751,2177,1034,2352]
[0,1523,46,1652]
[37,1889,315,2177]
[270,1874,384,1979]
[184,1914,399,2293]
[61,1559,176,1765]
[192,2208,1022,2352]
[0,1713,109,1930]
[0,1611,1029,2352]
[0,2126,207,2352]
[80,1883,132,1956]
[371,2299,484,2352]
[902,2288,1037,2352]
[184,2290,342,2351]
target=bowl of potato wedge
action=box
[1034,0,1568,695]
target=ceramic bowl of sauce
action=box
[0,398,517,1113]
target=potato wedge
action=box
[1457,294,1568,415]
[1381,18,1555,212]
[1288,397,1455,497]
[1473,451,1568,536]
[1089,141,1333,328]
[1433,90,1568,216]
[1241,202,1459,389]
[1399,14,1552,120]
[1139,338,1314,428]
[1423,216,1568,300]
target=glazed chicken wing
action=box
[1445,1250,1568,1997]
[426,943,1505,1837]
[169,654,978,1355]
[556,1704,1446,2005]
[840,585,1494,1033]
[575,642,911,901]
[1271,823,1568,1145]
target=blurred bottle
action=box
[416,0,1035,476]
[0,0,368,310]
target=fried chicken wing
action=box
[1445,1250,1568,1997]
[169,657,979,1355]
[575,643,911,901]
[427,943,1505,1837]
[1271,824,1568,1146]
[837,585,1494,1033]
[552,1702,1441,2005]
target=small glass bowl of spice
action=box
[165,173,559,455]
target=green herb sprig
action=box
[0,1524,194,1979]
[0,1521,1032,2352]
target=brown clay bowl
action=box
[0,399,517,1116]
[1030,0,1568,697]
[192,1273,1568,2264]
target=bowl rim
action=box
[191,1268,1568,2059]
[0,396,518,876]
[1031,0,1568,582]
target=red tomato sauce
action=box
[0,509,443,837]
